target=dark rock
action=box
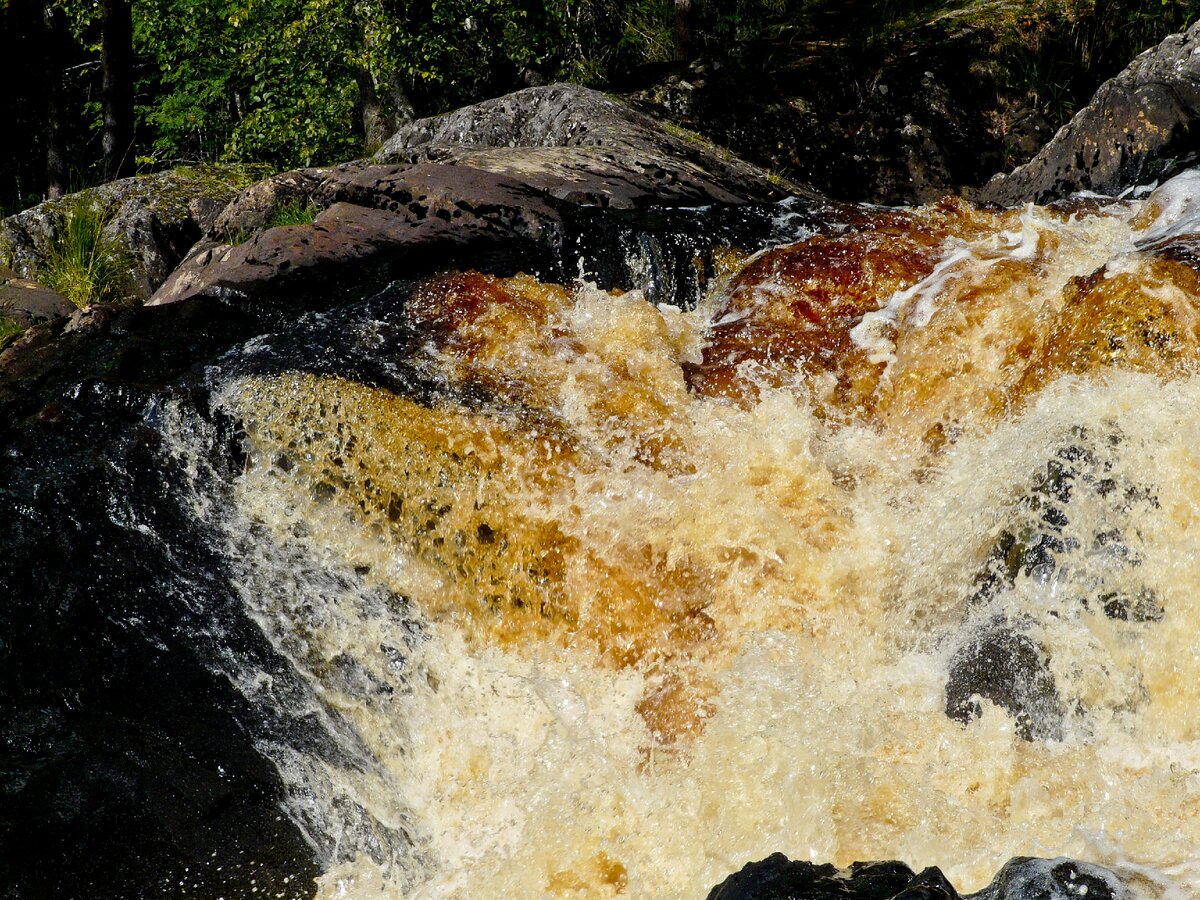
[0,367,324,897]
[0,165,264,301]
[0,266,73,328]
[706,853,955,900]
[945,620,1064,742]
[705,854,1131,900]
[967,857,1132,900]
[982,22,1200,204]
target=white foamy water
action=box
[204,173,1200,898]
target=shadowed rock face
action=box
[981,21,1200,205]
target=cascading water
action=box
[8,171,1200,898]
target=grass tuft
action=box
[0,316,24,351]
[266,199,319,229]
[41,201,128,308]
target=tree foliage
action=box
[124,0,793,169]
[6,0,1199,213]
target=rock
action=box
[967,857,1132,900]
[982,22,1200,204]
[945,620,1064,742]
[152,87,819,309]
[211,167,330,239]
[0,165,265,302]
[374,83,815,204]
[0,266,73,328]
[150,164,565,306]
[706,854,1131,900]
[705,854,957,900]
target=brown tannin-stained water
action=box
[213,172,1200,897]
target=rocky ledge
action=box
[149,84,812,308]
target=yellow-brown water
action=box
[222,172,1200,897]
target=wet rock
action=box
[945,620,1064,742]
[706,854,1132,900]
[982,21,1200,204]
[706,854,957,900]
[0,374,324,897]
[0,165,264,301]
[967,857,1132,900]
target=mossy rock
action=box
[0,164,270,303]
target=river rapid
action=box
[11,173,1200,897]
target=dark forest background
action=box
[3,0,1200,215]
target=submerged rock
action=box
[706,854,956,900]
[945,620,1064,742]
[982,21,1200,204]
[707,854,1130,899]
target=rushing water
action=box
[12,173,1200,897]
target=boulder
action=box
[982,22,1200,204]
[374,83,815,204]
[211,167,330,239]
[152,87,818,308]
[150,163,566,306]
[0,165,265,302]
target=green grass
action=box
[0,316,24,351]
[266,199,319,229]
[40,201,127,309]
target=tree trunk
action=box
[1,0,50,207]
[101,0,134,179]
[673,0,694,64]
[356,67,415,152]
[43,2,67,198]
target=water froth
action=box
[210,173,1200,898]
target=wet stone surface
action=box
[707,854,1130,900]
